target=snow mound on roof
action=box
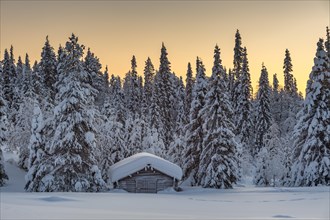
[109,152,182,182]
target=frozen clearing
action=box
[1,186,329,219]
[1,152,329,220]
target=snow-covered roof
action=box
[109,152,182,182]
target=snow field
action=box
[1,186,329,219]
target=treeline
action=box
[0,28,329,191]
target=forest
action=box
[0,27,329,192]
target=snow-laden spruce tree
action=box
[21,54,35,99]
[184,62,194,124]
[2,49,15,110]
[254,122,285,186]
[84,48,104,107]
[149,80,162,129]
[281,137,293,186]
[9,46,17,77]
[143,57,155,115]
[283,49,297,96]
[56,45,66,90]
[125,112,144,156]
[97,74,127,184]
[6,46,20,119]
[233,30,243,80]
[279,49,302,137]
[40,36,57,107]
[291,38,330,186]
[29,34,105,192]
[106,75,126,125]
[0,83,8,143]
[123,56,141,117]
[154,43,175,148]
[138,75,144,115]
[12,55,26,114]
[103,65,110,94]
[123,60,146,154]
[228,69,234,101]
[234,47,253,153]
[143,126,165,157]
[270,73,281,125]
[168,76,186,168]
[98,102,126,184]
[143,81,166,157]
[0,86,9,186]
[16,56,24,88]
[254,64,272,156]
[143,118,165,157]
[169,73,184,133]
[198,45,238,188]
[143,99,165,158]
[17,55,37,170]
[232,30,244,106]
[25,101,47,191]
[183,57,208,186]
[30,56,43,95]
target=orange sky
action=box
[1,1,329,94]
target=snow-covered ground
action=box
[1,151,329,220]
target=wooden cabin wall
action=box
[116,168,176,193]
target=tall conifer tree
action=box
[40,36,57,104]
[2,50,15,109]
[183,57,207,185]
[0,86,8,186]
[154,43,175,148]
[254,64,272,155]
[234,47,253,148]
[291,39,330,186]
[283,49,298,96]
[143,57,155,115]
[184,62,194,124]
[198,46,238,188]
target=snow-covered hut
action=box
[109,152,182,193]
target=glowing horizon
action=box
[1,1,329,94]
